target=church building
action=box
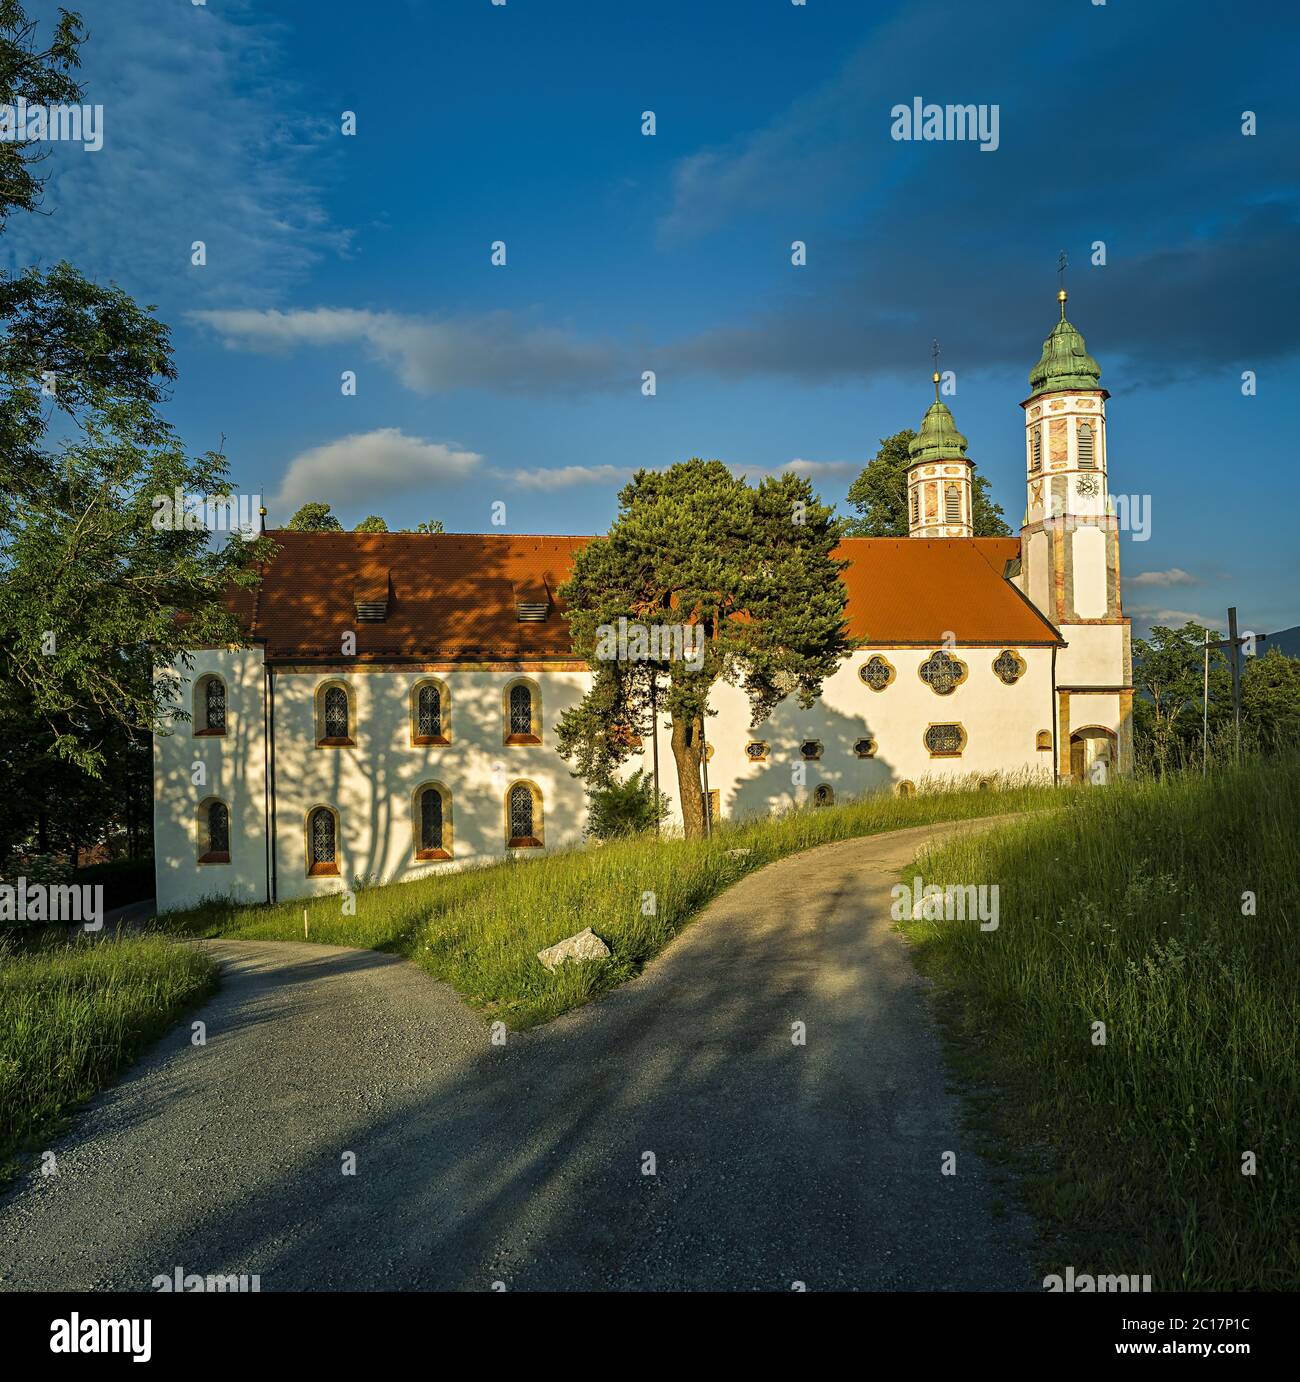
[153,294,1132,910]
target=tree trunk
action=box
[670,713,707,839]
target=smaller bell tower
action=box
[906,368,974,538]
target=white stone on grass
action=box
[537,927,611,973]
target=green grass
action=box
[0,929,218,1178]
[899,753,1300,1291]
[168,776,1060,1029]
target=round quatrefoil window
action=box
[800,740,823,761]
[853,738,877,759]
[859,655,895,692]
[745,740,769,762]
[992,649,1026,685]
[919,650,967,696]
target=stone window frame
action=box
[896,780,916,798]
[193,673,227,737]
[505,779,544,849]
[853,737,878,759]
[918,649,969,696]
[859,654,896,692]
[305,804,341,877]
[197,796,231,865]
[315,679,356,748]
[744,740,769,763]
[502,677,542,746]
[1036,729,1054,752]
[923,722,968,758]
[410,678,451,747]
[412,781,453,862]
[992,649,1027,686]
[813,785,834,808]
[799,739,824,761]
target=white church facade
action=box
[153,294,1132,911]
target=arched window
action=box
[945,484,961,524]
[324,686,348,738]
[194,675,226,736]
[198,799,230,864]
[205,677,226,732]
[503,679,541,745]
[307,806,339,876]
[1078,422,1095,467]
[910,487,919,527]
[414,784,452,860]
[1031,426,1042,472]
[813,785,834,807]
[411,681,449,746]
[316,682,354,747]
[507,781,543,848]
[897,780,915,798]
[510,685,532,735]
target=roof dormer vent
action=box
[355,569,390,622]
[515,581,549,622]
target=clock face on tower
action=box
[1077,475,1100,497]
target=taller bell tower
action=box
[1018,289,1132,780]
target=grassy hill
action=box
[901,753,1299,1290]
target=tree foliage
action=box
[1132,622,1300,771]
[286,502,343,532]
[556,459,851,837]
[584,769,671,841]
[843,428,1010,536]
[0,1,267,820]
[354,514,388,533]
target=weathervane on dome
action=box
[1057,249,1069,317]
[931,337,941,399]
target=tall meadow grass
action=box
[901,754,1300,1290]
[0,930,217,1176]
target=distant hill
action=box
[1255,625,1300,659]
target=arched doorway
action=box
[1069,727,1117,785]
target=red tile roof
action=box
[230,531,1060,663]
[834,537,1061,645]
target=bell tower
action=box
[906,371,974,538]
[1018,285,1132,780]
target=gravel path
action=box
[0,818,1036,1291]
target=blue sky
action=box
[9,0,1299,637]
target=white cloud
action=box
[272,429,481,517]
[193,306,625,395]
[0,0,348,303]
[1127,603,1222,629]
[1127,568,1196,588]
[504,464,632,491]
